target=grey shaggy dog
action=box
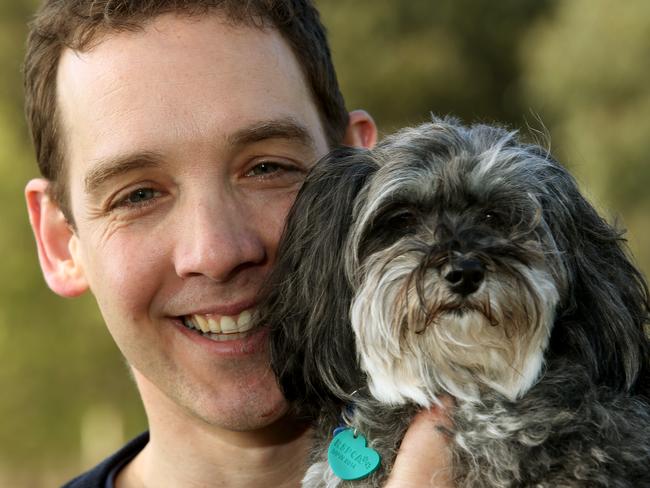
[257,117,650,487]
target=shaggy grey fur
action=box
[257,117,650,487]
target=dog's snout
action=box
[444,258,485,296]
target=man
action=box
[24,1,452,486]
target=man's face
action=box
[56,14,330,430]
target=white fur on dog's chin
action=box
[351,250,560,406]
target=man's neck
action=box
[116,373,312,488]
[118,422,311,488]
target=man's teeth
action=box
[183,310,254,335]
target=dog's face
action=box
[347,124,566,404]
[260,118,649,415]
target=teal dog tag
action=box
[327,428,381,480]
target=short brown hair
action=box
[23,0,349,221]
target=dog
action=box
[256,117,650,487]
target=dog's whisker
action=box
[483,292,500,327]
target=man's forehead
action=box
[55,13,288,97]
[55,12,327,187]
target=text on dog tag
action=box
[327,428,381,480]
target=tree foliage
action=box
[522,0,650,268]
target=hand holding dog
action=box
[385,398,454,488]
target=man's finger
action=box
[385,396,455,487]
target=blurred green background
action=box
[1,0,648,485]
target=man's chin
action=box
[188,389,290,434]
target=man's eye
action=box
[246,162,283,177]
[111,187,161,210]
[127,188,157,203]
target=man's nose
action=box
[173,197,267,283]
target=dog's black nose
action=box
[444,259,485,296]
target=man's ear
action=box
[343,109,378,149]
[25,178,88,297]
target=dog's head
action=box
[259,117,649,415]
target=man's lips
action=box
[174,309,268,355]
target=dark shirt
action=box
[61,432,149,488]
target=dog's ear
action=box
[532,147,650,396]
[257,146,379,417]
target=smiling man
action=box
[23,2,451,487]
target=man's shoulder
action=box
[61,432,149,488]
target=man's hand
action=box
[385,397,455,487]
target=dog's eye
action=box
[387,211,419,232]
[481,210,503,227]
[358,208,420,258]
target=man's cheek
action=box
[257,191,301,241]
[89,241,160,309]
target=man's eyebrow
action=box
[83,119,314,193]
[227,118,316,150]
[84,152,163,194]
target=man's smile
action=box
[181,310,256,341]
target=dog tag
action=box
[327,428,381,480]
